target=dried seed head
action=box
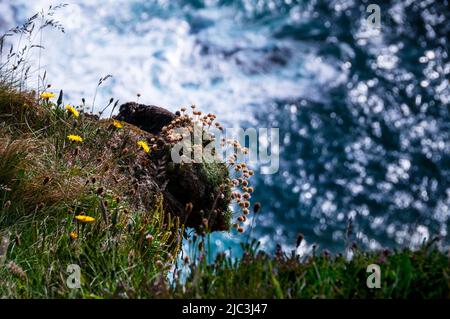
[6,261,26,280]
[185,202,193,214]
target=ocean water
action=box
[1,0,449,254]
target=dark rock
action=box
[164,162,231,232]
[115,102,177,135]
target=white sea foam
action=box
[3,0,344,125]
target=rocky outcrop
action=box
[114,102,232,232]
[115,102,177,135]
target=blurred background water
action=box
[1,0,449,255]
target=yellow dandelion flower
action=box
[137,140,150,153]
[40,92,56,99]
[113,120,123,129]
[69,232,78,239]
[65,105,79,118]
[67,135,83,142]
[75,215,95,223]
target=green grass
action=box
[1,80,449,299]
[0,83,182,298]
[168,240,450,299]
[0,190,178,299]
[1,69,450,299]
[0,195,179,298]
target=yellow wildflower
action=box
[69,232,78,239]
[65,105,79,118]
[75,215,95,223]
[137,140,150,153]
[67,135,83,142]
[113,120,123,129]
[40,92,56,99]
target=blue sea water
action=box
[1,0,449,255]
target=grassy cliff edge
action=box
[0,84,449,299]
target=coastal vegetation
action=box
[0,7,449,299]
